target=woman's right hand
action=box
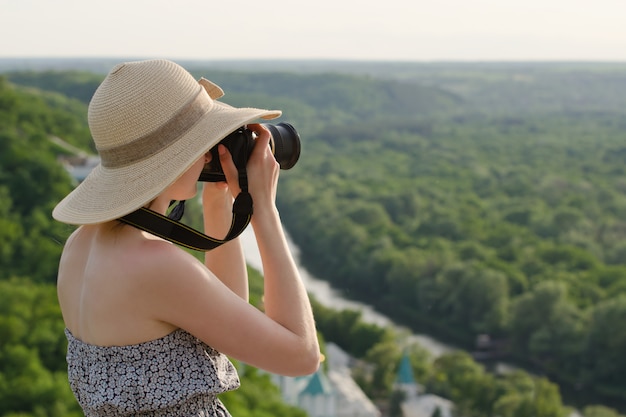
[244,124,280,218]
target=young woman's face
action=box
[167,156,205,201]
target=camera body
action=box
[199,122,301,182]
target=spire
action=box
[396,354,415,385]
[300,370,333,396]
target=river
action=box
[240,227,456,358]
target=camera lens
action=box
[264,122,301,170]
[199,122,301,182]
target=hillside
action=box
[2,60,626,416]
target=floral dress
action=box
[65,328,240,416]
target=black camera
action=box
[199,122,301,182]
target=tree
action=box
[493,373,566,417]
[363,340,403,397]
[427,351,497,415]
[509,281,586,372]
[583,405,626,417]
[415,262,509,338]
[389,389,406,417]
[0,280,82,416]
[584,295,626,387]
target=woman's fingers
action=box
[217,144,242,196]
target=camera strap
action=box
[118,191,253,252]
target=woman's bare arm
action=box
[202,175,248,301]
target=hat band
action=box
[99,89,213,168]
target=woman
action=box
[53,59,320,416]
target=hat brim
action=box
[53,98,280,225]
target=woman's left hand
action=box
[201,145,242,206]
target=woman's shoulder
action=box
[119,235,215,301]
[128,235,206,277]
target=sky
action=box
[1,0,626,62]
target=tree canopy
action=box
[3,61,626,415]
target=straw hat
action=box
[52,59,281,225]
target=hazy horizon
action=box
[2,0,626,62]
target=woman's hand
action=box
[203,124,279,210]
[202,145,241,205]
[245,124,280,216]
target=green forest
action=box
[1,60,626,417]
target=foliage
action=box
[311,298,395,358]
[428,353,568,417]
[5,70,102,105]
[4,62,626,415]
[276,111,626,406]
[0,77,80,284]
[0,279,83,417]
[583,405,626,417]
[388,389,406,417]
[312,295,574,417]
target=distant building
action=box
[58,155,100,183]
[328,368,381,417]
[271,343,380,417]
[393,351,454,417]
[394,353,421,398]
[298,370,336,417]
